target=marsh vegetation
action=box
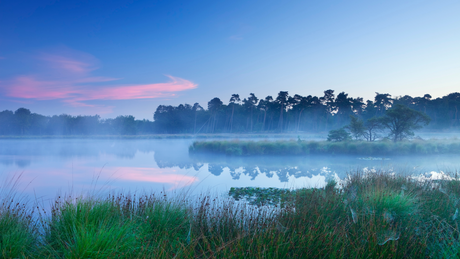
[2,170,460,258]
[190,139,460,156]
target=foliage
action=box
[1,91,460,135]
[380,104,431,142]
[347,115,366,140]
[364,116,384,141]
[327,128,352,142]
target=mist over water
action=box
[1,137,460,202]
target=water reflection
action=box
[0,156,32,168]
[113,167,198,190]
[1,139,460,200]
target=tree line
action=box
[0,108,154,135]
[0,90,459,135]
[154,91,459,134]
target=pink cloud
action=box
[81,75,197,100]
[1,49,197,108]
[7,76,75,100]
[38,50,99,74]
[43,55,93,73]
[5,75,197,104]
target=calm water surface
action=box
[1,138,460,202]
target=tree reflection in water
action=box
[167,154,358,183]
[2,139,459,185]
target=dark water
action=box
[1,139,459,201]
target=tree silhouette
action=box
[4,90,460,135]
[192,103,203,134]
[335,92,353,127]
[276,91,289,132]
[347,115,366,140]
[321,90,335,130]
[247,93,258,131]
[208,97,223,133]
[229,94,240,132]
[258,96,272,131]
[351,97,364,118]
[364,117,383,141]
[14,108,31,135]
[374,93,392,116]
[446,92,460,127]
[380,104,430,142]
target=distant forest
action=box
[1,90,460,135]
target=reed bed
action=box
[1,170,460,258]
[190,139,460,156]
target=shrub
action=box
[327,128,351,142]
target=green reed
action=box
[1,170,460,258]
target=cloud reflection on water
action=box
[112,167,198,190]
[2,139,460,200]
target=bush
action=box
[327,128,351,142]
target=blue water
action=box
[1,138,459,202]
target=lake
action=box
[1,138,460,202]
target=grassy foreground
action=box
[190,139,460,156]
[2,171,460,258]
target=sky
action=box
[1,0,459,120]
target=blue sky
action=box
[1,0,459,119]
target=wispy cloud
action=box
[6,74,196,106]
[39,52,99,74]
[1,48,197,110]
[0,57,5,60]
[229,35,244,41]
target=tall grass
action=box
[2,170,460,257]
[0,174,38,258]
[39,193,191,258]
[190,139,460,156]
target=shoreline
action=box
[190,139,460,156]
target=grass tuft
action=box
[3,170,460,257]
